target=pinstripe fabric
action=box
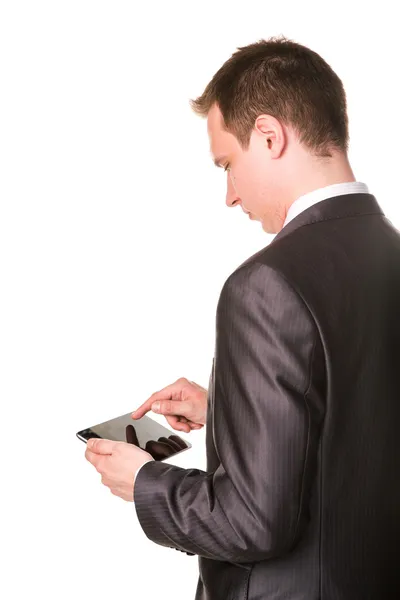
[134,192,400,599]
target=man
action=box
[85,35,400,599]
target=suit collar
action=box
[271,193,385,246]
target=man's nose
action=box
[226,175,241,208]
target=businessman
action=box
[85,35,400,599]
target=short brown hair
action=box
[189,35,349,158]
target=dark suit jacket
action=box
[134,192,400,600]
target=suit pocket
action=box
[199,556,254,600]
[228,563,254,600]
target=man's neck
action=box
[284,153,356,223]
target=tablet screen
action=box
[76,411,192,461]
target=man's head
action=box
[190,36,355,234]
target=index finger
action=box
[131,381,184,419]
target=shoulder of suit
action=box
[224,257,281,295]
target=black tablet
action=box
[76,411,192,461]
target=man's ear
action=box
[255,114,285,158]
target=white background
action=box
[1,1,399,599]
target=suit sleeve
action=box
[133,262,324,563]
[132,460,154,502]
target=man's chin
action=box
[260,219,278,235]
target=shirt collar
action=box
[283,181,370,228]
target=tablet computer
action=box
[76,411,192,461]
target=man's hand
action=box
[85,438,154,502]
[131,377,208,432]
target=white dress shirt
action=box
[282,181,369,229]
[133,181,370,501]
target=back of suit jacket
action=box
[134,193,400,600]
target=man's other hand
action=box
[85,438,154,502]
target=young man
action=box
[86,35,400,600]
